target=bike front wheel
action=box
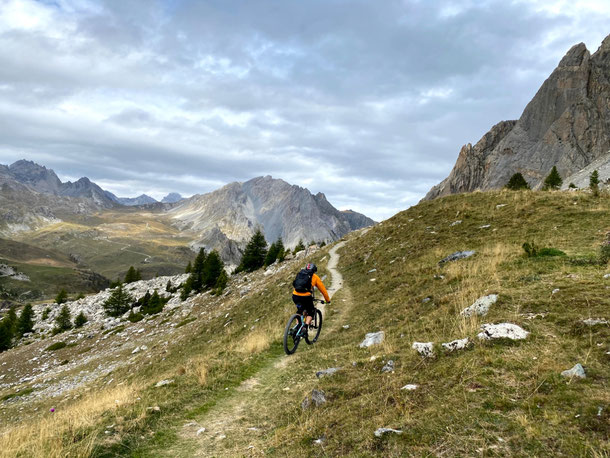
[283,314,302,355]
[305,309,323,345]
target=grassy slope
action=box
[12,209,193,283]
[1,190,609,457]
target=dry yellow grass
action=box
[185,357,209,385]
[0,383,141,458]
[238,329,272,355]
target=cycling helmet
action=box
[305,262,317,273]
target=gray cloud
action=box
[0,0,609,220]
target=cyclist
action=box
[292,262,330,335]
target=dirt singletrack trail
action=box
[170,240,351,457]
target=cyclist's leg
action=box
[303,296,315,326]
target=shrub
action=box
[505,172,530,190]
[543,166,563,190]
[127,311,144,323]
[522,242,565,258]
[41,307,50,320]
[45,341,67,351]
[74,312,88,328]
[600,241,610,264]
[568,183,577,189]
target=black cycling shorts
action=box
[292,294,315,316]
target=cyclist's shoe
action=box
[299,326,308,337]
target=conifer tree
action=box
[202,251,224,289]
[543,166,563,190]
[0,316,14,352]
[505,172,530,190]
[215,269,228,293]
[124,266,139,284]
[276,237,286,261]
[55,289,68,305]
[236,230,268,272]
[54,304,72,333]
[74,312,88,328]
[142,290,165,315]
[180,276,193,300]
[103,283,133,317]
[185,261,192,273]
[264,241,279,267]
[190,248,207,292]
[590,169,600,196]
[6,307,17,331]
[16,304,35,337]
[293,239,305,254]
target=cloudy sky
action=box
[0,0,609,220]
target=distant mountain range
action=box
[1,160,184,207]
[426,34,610,199]
[0,160,374,268]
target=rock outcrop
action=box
[426,35,610,199]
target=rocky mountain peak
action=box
[161,192,184,204]
[426,33,610,200]
[8,160,62,194]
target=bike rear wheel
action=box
[283,314,302,355]
[305,309,323,345]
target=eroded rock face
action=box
[426,36,610,199]
[441,337,470,352]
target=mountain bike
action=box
[283,295,324,355]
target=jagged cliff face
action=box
[426,35,610,200]
[170,176,375,265]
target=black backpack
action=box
[293,269,313,293]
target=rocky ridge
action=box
[426,34,610,199]
[170,176,375,265]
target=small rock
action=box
[604,273,610,279]
[496,204,507,209]
[313,436,325,445]
[381,360,394,372]
[196,427,206,436]
[561,363,586,379]
[370,278,377,282]
[442,337,470,352]
[552,288,560,295]
[412,342,434,358]
[374,427,402,438]
[301,389,327,410]
[401,384,418,391]
[422,297,431,303]
[316,367,340,378]
[342,325,350,329]
[582,318,608,326]
[479,224,491,229]
[450,220,462,226]
[240,287,251,297]
[461,294,498,317]
[439,250,475,265]
[155,379,174,388]
[478,323,529,341]
[368,269,377,273]
[359,331,385,348]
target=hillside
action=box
[426,34,610,199]
[0,190,608,457]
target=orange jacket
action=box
[293,273,330,302]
